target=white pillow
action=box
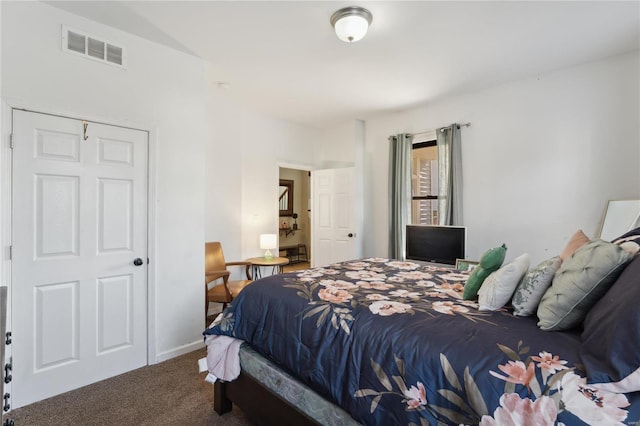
[511,256,561,316]
[478,253,530,311]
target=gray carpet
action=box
[8,348,253,425]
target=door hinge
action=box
[9,134,13,149]
[3,392,10,412]
[7,246,11,261]
[4,360,12,384]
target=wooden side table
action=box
[246,256,290,279]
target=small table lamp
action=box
[260,234,277,259]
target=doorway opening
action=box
[278,166,311,270]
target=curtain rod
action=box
[408,122,471,137]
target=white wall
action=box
[317,119,366,259]
[318,120,361,168]
[361,52,640,265]
[1,2,207,361]
[205,90,321,263]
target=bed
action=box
[203,252,640,425]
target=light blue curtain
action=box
[436,124,463,225]
[389,133,413,259]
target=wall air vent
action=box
[62,25,126,69]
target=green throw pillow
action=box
[463,244,507,300]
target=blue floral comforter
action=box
[204,258,640,425]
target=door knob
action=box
[133,258,144,266]
[348,233,354,238]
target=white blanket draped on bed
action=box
[199,314,242,383]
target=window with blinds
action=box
[411,140,439,225]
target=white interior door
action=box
[11,110,148,407]
[312,167,356,267]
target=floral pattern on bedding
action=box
[356,341,631,425]
[204,258,640,425]
[283,258,497,335]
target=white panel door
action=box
[312,168,356,267]
[11,110,148,407]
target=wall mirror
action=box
[599,199,640,240]
[279,179,294,216]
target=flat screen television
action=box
[405,225,467,265]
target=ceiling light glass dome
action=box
[330,6,373,43]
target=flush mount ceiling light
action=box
[330,6,373,43]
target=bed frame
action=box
[214,371,320,426]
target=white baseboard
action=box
[154,340,204,364]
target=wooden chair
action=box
[205,242,252,318]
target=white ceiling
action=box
[47,1,640,128]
